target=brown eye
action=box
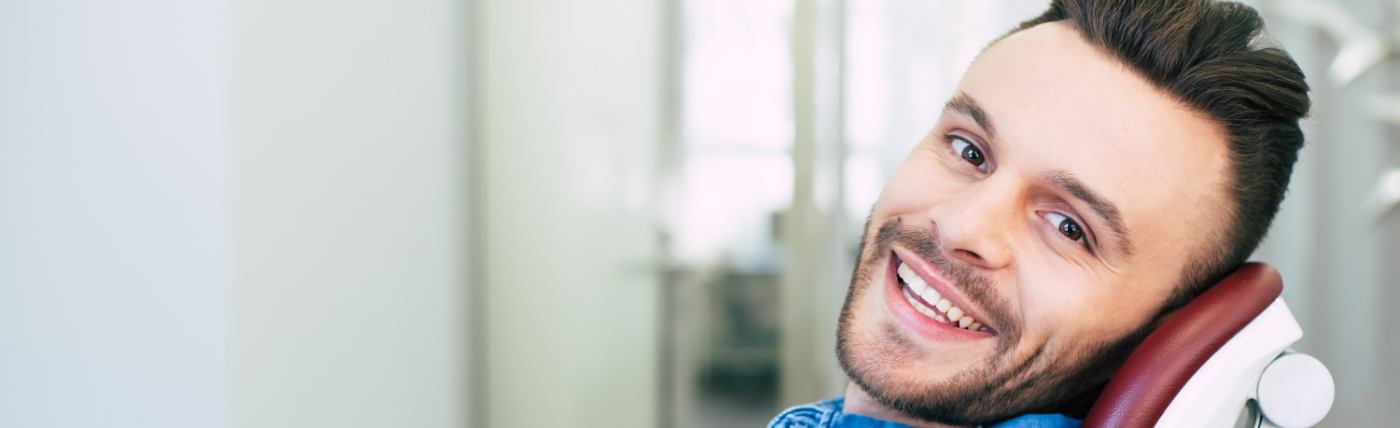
[1059,218,1083,241]
[961,144,984,166]
[949,136,989,172]
[1043,211,1092,253]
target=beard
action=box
[835,217,1149,425]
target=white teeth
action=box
[902,288,924,312]
[897,262,930,289]
[897,263,917,283]
[917,285,938,302]
[898,262,937,302]
[903,287,932,318]
[897,261,988,333]
[925,282,940,299]
[906,274,927,290]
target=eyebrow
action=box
[1044,170,1135,258]
[944,92,997,139]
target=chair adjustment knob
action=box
[1256,352,1334,428]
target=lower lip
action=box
[882,251,994,342]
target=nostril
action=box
[953,249,986,265]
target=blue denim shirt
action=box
[768,398,1081,428]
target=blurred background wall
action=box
[1,1,233,426]
[2,0,471,427]
[0,0,1396,427]
[476,0,663,426]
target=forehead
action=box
[958,22,1231,263]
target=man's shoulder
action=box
[767,397,1081,428]
[767,397,846,428]
[989,413,1082,428]
[766,398,907,428]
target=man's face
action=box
[836,22,1233,424]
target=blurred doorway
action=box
[661,1,794,426]
[660,0,851,426]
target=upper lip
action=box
[892,246,997,333]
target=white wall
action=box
[0,1,473,427]
[0,1,232,427]
[477,0,663,426]
[229,0,471,427]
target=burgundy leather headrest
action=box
[1082,262,1283,428]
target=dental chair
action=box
[1083,263,1335,428]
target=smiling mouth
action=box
[893,252,994,334]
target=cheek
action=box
[1020,289,1077,338]
[1017,265,1164,345]
[1016,263,1118,341]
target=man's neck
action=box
[841,382,969,428]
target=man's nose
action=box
[925,178,1018,270]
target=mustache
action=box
[873,218,1019,347]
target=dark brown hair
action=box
[1008,0,1310,313]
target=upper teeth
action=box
[898,261,987,332]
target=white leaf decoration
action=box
[1366,169,1400,221]
[1276,0,1391,86]
[1330,36,1388,86]
[1279,0,1400,224]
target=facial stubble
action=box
[835,217,1145,424]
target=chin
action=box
[835,235,1025,424]
[838,285,982,395]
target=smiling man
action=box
[768,0,1309,427]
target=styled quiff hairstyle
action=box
[1009,0,1310,312]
